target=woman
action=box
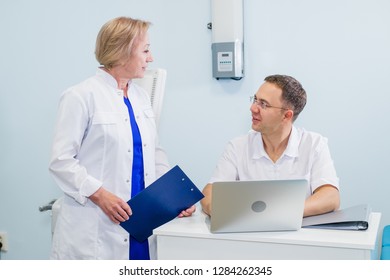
[49,16,195,260]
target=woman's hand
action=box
[89,187,132,224]
[178,205,196,218]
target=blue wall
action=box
[1,0,389,259]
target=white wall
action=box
[1,0,389,259]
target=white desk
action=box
[154,212,381,260]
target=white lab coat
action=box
[49,68,170,259]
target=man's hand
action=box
[89,187,132,224]
[304,185,340,217]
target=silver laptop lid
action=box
[210,179,307,233]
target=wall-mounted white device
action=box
[211,0,244,80]
[133,68,167,126]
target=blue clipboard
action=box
[120,165,204,242]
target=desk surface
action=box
[154,211,381,259]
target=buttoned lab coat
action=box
[49,69,170,259]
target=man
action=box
[201,74,340,217]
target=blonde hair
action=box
[95,17,151,69]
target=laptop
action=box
[210,179,307,233]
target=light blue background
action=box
[1,0,389,259]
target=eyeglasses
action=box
[250,95,289,111]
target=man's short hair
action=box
[264,75,307,121]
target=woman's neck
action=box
[117,79,129,90]
[102,67,130,97]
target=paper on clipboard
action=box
[302,204,371,230]
[120,165,204,242]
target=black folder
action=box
[302,204,371,230]
[120,165,204,242]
